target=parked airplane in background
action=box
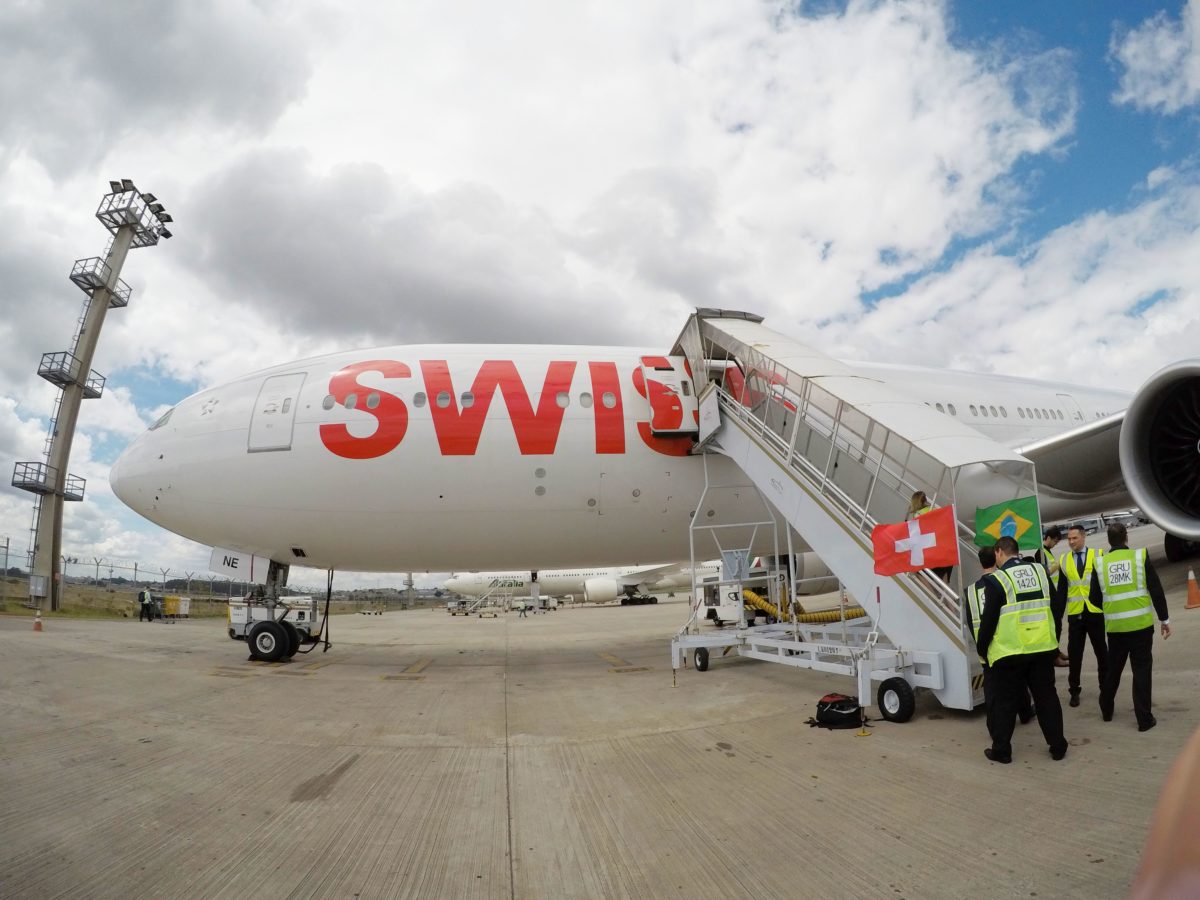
[444,562,723,605]
[110,311,1200,583]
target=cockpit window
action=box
[149,408,174,430]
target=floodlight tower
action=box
[12,180,173,611]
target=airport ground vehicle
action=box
[447,599,471,615]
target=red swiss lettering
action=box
[421,360,577,455]
[588,362,625,454]
[319,360,411,459]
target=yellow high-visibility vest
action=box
[1058,547,1103,615]
[965,580,987,641]
[986,563,1057,665]
[1098,548,1154,633]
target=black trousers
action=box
[1067,609,1108,697]
[987,651,1066,759]
[139,603,151,621]
[982,664,1033,739]
[1100,627,1154,728]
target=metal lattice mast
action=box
[12,180,173,611]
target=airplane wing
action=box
[1014,413,1126,500]
[616,563,687,589]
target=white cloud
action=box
[1112,0,1200,113]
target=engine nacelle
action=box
[1120,361,1200,543]
[583,577,619,604]
[793,552,839,595]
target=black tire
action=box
[651,597,658,604]
[248,621,287,662]
[279,621,301,659]
[228,628,237,640]
[878,677,916,723]
[694,647,710,672]
[1164,533,1199,563]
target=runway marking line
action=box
[210,667,255,679]
[610,666,654,674]
[599,652,629,667]
[383,658,433,681]
[301,660,334,670]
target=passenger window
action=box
[947,404,957,415]
[602,391,617,409]
[1018,407,1025,418]
[365,393,380,410]
[345,393,358,410]
[1034,408,1042,419]
[969,405,978,416]
[989,406,998,417]
[556,391,570,409]
[461,391,475,409]
[681,382,691,397]
[413,392,427,408]
[999,407,1007,418]
[980,406,989,418]
[322,395,335,411]
[935,402,944,413]
[436,391,452,409]
[580,392,593,408]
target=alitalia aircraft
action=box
[109,314,1200,576]
[443,562,724,605]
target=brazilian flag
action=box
[974,496,1041,550]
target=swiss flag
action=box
[871,506,960,575]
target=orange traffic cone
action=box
[33,611,43,632]
[1187,569,1200,610]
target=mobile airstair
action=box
[666,310,1041,720]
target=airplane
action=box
[109,311,1200,597]
[443,562,725,605]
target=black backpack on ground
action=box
[807,693,864,729]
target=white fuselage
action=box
[110,344,1132,572]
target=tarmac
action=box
[1,525,1196,899]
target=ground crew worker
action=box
[138,588,153,622]
[1055,525,1108,708]
[1032,526,1069,668]
[975,536,1068,763]
[964,546,1033,729]
[1097,523,1171,732]
[1034,526,1063,579]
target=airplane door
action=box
[248,373,306,452]
[1056,392,1085,424]
[638,355,699,435]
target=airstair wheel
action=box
[693,647,710,671]
[877,677,916,722]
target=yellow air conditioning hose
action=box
[742,589,867,624]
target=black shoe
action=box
[984,748,1012,764]
[1138,717,1157,733]
[1069,695,1080,708]
[1051,746,1068,761]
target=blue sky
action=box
[2,0,1200,588]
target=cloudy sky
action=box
[2,0,1198,590]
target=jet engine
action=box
[583,577,619,604]
[792,552,839,595]
[1120,360,1200,557]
